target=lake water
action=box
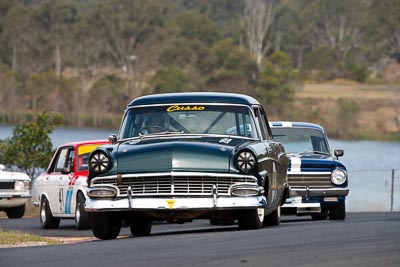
[1,125,399,212]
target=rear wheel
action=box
[5,204,25,219]
[92,212,122,240]
[75,193,91,230]
[329,202,346,220]
[130,217,152,237]
[40,197,60,229]
[264,205,281,226]
[238,208,264,230]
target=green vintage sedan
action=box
[85,92,289,239]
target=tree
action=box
[240,0,276,69]
[207,38,257,94]
[274,0,313,69]
[85,0,164,70]
[150,67,188,94]
[86,75,126,126]
[373,0,400,61]
[167,10,220,46]
[0,64,23,121]
[25,71,78,113]
[2,3,40,75]
[0,112,63,179]
[304,0,369,63]
[256,51,297,114]
[35,0,80,76]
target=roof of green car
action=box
[128,92,261,106]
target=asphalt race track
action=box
[0,212,399,267]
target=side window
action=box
[254,107,268,140]
[53,147,74,173]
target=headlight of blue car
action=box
[331,168,347,185]
[236,150,257,173]
[89,151,112,174]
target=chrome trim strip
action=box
[288,171,331,175]
[290,187,349,197]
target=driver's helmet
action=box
[144,113,166,129]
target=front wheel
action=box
[311,207,329,220]
[264,205,281,226]
[238,208,264,230]
[75,193,91,230]
[329,202,346,220]
[130,217,152,237]
[6,204,25,219]
[40,197,60,229]
[92,212,122,240]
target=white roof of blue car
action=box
[269,121,326,132]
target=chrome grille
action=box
[288,172,333,189]
[91,173,256,197]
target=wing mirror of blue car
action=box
[108,134,118,144]
[334,149,344,159]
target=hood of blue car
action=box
[286,153,345,172]
[116,139,237,173]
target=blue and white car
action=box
[270,122,349,220]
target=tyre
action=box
[40,197,60,229]
[6,204,25,219]
[130,218,152,237]
[264,205,281,226]
[92,212,122,240]
[329,202,346,220]
[75,193,91,230]
[238,208,264,230]
[311,207,329,220]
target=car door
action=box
[254,106,287,207]
[48,146,74,216]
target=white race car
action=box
[0,164,31,219]
[33,140,108,229]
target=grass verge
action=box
[0,228,60,248]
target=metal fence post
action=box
[390,169,395,212]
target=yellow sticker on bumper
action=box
[166,200,176,209]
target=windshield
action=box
[271,128,330,154]
[119,104,258,139]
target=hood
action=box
[116,139,236,173]
[0,170,31,181]
[287,153,345,172]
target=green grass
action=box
[0,228,60,247]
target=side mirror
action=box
[108,134,118,144]
[61,167,71,174]
[334,149,344,159]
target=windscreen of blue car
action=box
[119,104,258,139]
[271,128,330,154]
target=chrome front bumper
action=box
[282,197,321,213]
[0,193,31,208]
[85,195,266,212]
[290,187,349,198]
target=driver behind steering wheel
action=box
[142,113,167,134]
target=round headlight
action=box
[331,168,347,185]
[14,181,25,191]
[236,150,256,173]
[89,151,111,174]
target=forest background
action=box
[0,0,399,141]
